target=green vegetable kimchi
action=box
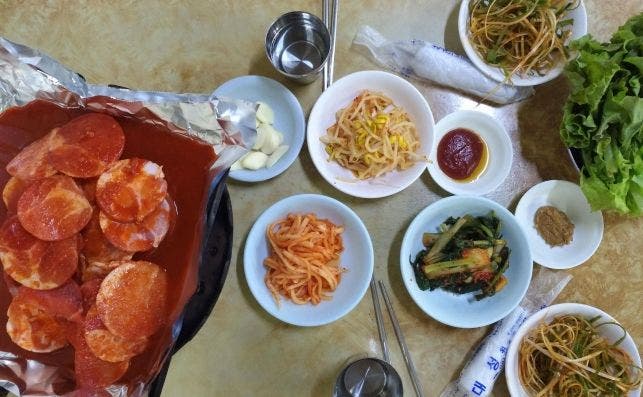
[411,212,510,301]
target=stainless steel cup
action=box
[265,11,331,84]
[333,358,403,397]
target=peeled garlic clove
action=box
[260,125,280,155]
[231,152,250,171]
[241,151,268,170]
[274,129,284,145]
[266,145,289,168]
[230,159,243,171]
[256,102,274,125]
[253,123,268,150]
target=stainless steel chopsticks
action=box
[327,0,339,87]
[370,278,390,363]
[378,280,425,397]
[322,0,330,89]
[322,0,339,91]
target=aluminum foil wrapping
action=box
[0,37,256,172]
[0,36,255,396]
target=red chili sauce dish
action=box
[437,128,488,182]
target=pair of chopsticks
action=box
[322,0,339,91]
[371,279,425,397]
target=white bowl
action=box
[515,180,603,269]
[458,0,588,86]
[213,75,305,182]
[400,196,532,328]
[427,110,512,195]
[243,194,374,326]
[506,303,642,397]
[307,70,435,198]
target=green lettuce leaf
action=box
[560,13,643,216]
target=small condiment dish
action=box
[458,0,588,86]
[400,196,532,328]
[244,194,374,326]
[514,180,603,269]
[213,75,305,182]
[506,303,641,397]
[427,109,512,196]
[307,70,435,198]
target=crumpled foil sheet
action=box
[0,36,255,396]
[0,37,256,174]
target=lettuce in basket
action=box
[560,13,643,216]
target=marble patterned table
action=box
[0,1,641,396]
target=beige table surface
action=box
[1,1,642,396]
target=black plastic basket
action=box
[148,174,233,396]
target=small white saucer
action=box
[458,0,588,86]
[427,110,512,196]
[307,70,434,198]
[515,180,603,269]
[506,303,641,397]
[213,75,305,182]
[243,194,374,326]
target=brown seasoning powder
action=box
[534,206,574,247]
